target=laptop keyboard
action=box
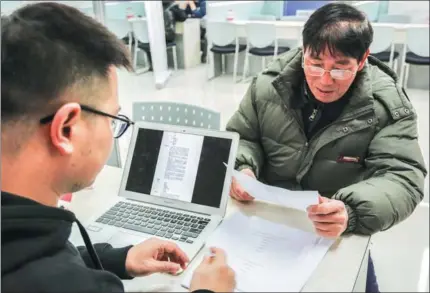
[96,201,211,244]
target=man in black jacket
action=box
[1,3,235,293]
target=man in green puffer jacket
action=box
[227,3,427,238]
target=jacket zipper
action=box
[296,105,374,181]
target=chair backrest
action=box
[207,21,237,47]
[369,26,395,54]
[249,14,276,21]
[280,15,308,22]
[131,18,149,43]
[106,139,122,168]
[378,14,412,24]
[245,23,277,48]
[132,102,221,130]
[106,18,131,39]
[406,27,430,57]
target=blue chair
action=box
[400,27,430,89]
[132,101,221,130]
[242,22,290,80]
[207,21,246,83]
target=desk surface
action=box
[71,166,370,292]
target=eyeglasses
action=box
[39,104,134,139]
[302,59,357,80]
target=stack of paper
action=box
[182,212,334,292]
[232,170,318,211]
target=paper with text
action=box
[233,170,318,211]
[151,132,203,202]
[181,212,334,292]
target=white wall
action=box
[387,1,429,23]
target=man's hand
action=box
[229,168,255,202]
[125,237,189,276]
[190,247,236,292]
[307,196,348,238]
[176,0,188,10]
[188,0,197,11]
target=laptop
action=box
[70,122,239,263]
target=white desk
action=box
[175,19,201,69]
[206,20,429,80]
[71,166,370,292]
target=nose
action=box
[320,71,334,86]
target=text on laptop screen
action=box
[125,128,232,208]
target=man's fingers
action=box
[315,228,340,239]
[242,192,255,201]
[308,201,344,215]
[210,247,227,265]
[318,195,329,204]
[231,180,252,202]
[313,221,343,232]
[152,260,181,274]
[161,241,189,267]
[308,212,346,224]
[230,178,244,200]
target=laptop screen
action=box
[125,128,233,208]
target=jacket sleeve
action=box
[172,6,188,22]
[333,110,427,235]
[226,78,265,177]
[78,244,133,280]
[190,0,206,18]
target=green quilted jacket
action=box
[226,47,427,235]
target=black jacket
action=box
[1,192,213,293]
[1,191,133,292]
[162,0,187,42]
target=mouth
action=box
[316,88,334,95]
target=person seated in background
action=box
[139,0,188,71]
[179,0,207,63]
[226,3,426,293]
[1,3,235,293]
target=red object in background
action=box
[60,193,73,202]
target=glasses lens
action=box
[306,65,324,76]
[113,120,127,138]
[331,69,355,80]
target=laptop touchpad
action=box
[108,230,149,248]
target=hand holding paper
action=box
[307,195,349,238]
[231,169,318,211]
[230,168,256,202]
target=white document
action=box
[232,170,318,211]
[181,212,334,292]
[151,132,203,203]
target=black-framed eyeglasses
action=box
[39,104,134,139]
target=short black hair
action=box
[1,2,132,125]
[302,2,373,61]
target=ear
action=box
[49,103,82,156]
[358,49,370,71]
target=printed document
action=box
[232,170,318,211]
[181,212,334,292]
[151,132,203,202]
